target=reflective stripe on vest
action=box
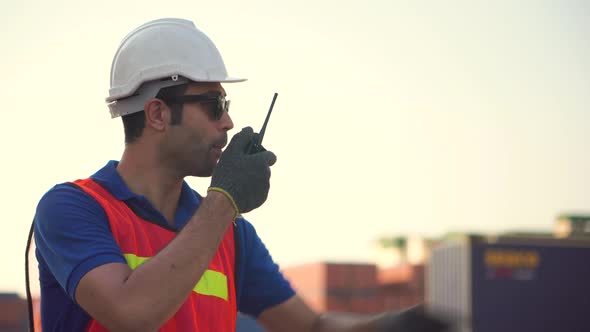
[124,254,229,301]
[73,178,237,332]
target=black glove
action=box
[376,305,455,332]
[208,127,277,217]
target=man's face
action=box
[161,82,234,177]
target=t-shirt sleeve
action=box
[34,183,127,300]
[237,219,295,317]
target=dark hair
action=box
[122,83,189,144]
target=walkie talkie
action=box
[246,93,278,154]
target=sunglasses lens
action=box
[203,97,229,120]
[168,94,229,120]
[215,97,229,120]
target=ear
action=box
[143,98,170,132]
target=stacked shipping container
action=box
[282,262,424,314]
[428,235,590,332]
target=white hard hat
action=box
[106,18,246,118]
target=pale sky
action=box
[1,0,589,296]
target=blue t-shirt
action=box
[34,160,294,331]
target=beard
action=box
[175,144,216,177]
[159,123,228,178]
[171,134,227,178]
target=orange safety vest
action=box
[73,178,237,332]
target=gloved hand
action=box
[208,127,277,217]
[375,305,455,332]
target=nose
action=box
[219,109,234,131]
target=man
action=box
[34,18,451,331]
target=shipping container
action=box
[427,235,590,332]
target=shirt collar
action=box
[90,160,201,229]
[90,160,136,201]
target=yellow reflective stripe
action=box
[194,270,228,300]
[124,254,150,269]
[123,253,228,301]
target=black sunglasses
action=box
[161,93,230,120]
